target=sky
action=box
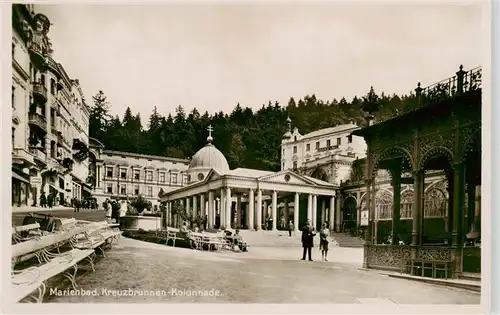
[36,3,484,127]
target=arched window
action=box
[50,79,56,95]
[400,190,414,219]
[343,197,357,222]
[376,190,392,220]
[424,185,447,218]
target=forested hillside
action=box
[89,87,420,171]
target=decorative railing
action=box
[317,144,339,152]
[28,113,47,132]
[417,65,482,106]
[29,147,47,162]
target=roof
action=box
[301,123,359,140]
[302,175,333,186]
[188,143,230,174]
[227,168,274,178]
[102,150,189,164]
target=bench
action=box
[165,227,182,247]
[11,223,101,303]
[401,258,454,279]
[12,223,44,244]
[71,221,122,258]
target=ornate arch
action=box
[418,146,454,171]
[424,181,448,218]
[310,167,329,182]
[400,189,414,219]
[371,146,414,177]
[375,189,393,220]
[359,192,368,211]
[343,196,357,221]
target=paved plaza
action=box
[43,237,479,304]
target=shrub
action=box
[130,195,152,214]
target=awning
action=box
[49,184,65,194]
[82,185,93,194]
[12,171,30,184]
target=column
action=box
[200,193,206,221]
[391,168,402,245]
[208,191,214,229]
[186,197,191,218]
[271,190,278,230]
[335,195,342,232]
[226,187,232,228]
[321,198,326,227]
[329,196,335,231]
[220,188,226,228]
[294,192,300,232]
[284,199,289,225]
[307,194,313,222]
[236,194,242,228]
[192,195,198,218]
[356,191,361,227]
[452,163,465,247]
[312,194,318,228]
[248,189,255,230]
[256,190,263,230]
[412,170,424,246]
[466,180,476,232]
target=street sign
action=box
[360,210,369,226]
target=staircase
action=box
[331,232,365,248]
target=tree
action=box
[89,90,111,141]
[130,195,152,214]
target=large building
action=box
[160,127,338,231]
[12,4,91,207]
[88,145,190,210]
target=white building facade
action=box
[11,4,91,207]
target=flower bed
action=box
[122,229,192,249]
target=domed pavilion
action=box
[160,125,337,231]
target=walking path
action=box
[45,237,480,304]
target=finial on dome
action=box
[206,125,214,144]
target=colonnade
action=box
[164,187,337,231]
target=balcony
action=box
[28,42,47,67]
[28,113,47,134]
[29,147,47,164]
[12,148,35,167]
[32,82,48,103]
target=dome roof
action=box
[188,143,230,174]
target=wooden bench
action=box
[11,223,101,303]
[71,221,122,258]
[12,223,44,244]
[165,227,182,247]
[401,258,454,279]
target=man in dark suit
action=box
[301,220,315,261]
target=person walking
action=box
[47,193,54,209]
[301,220,315,261]
[288,220,294,237]
[319,223,330,261]
[40,192,47,208]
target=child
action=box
[319,223,330,261]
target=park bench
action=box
[70,221,122,260]
[11,222,105,303]
[12,223,45,244]
[165,227,182,247]
[401,258,454,280]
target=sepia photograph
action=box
[5,0,491,313]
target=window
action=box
[106,167,113,178]
[159,172,165,183]
[315,142,320,149]
[147,186,153,197]
[146,170,153,181]
[306,144,310,151]
[12,43,15,59]
[282,149,285,155]
[134,185,139,195]
[12,127,15,149]
[120,185,126,195]
[172,173,178,184]
[134,169,140,180]
[12,86,15,108]
[347,135,352,144]
[293,161,298,170]
[294,136,297,141]
[293,146,297,154]
[326,139,331,148]
[107,184,113,194]
[120,169,127,179]
[337,137,341,146]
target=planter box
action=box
[120,215,162,231]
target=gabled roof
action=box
[227,168,274,178]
